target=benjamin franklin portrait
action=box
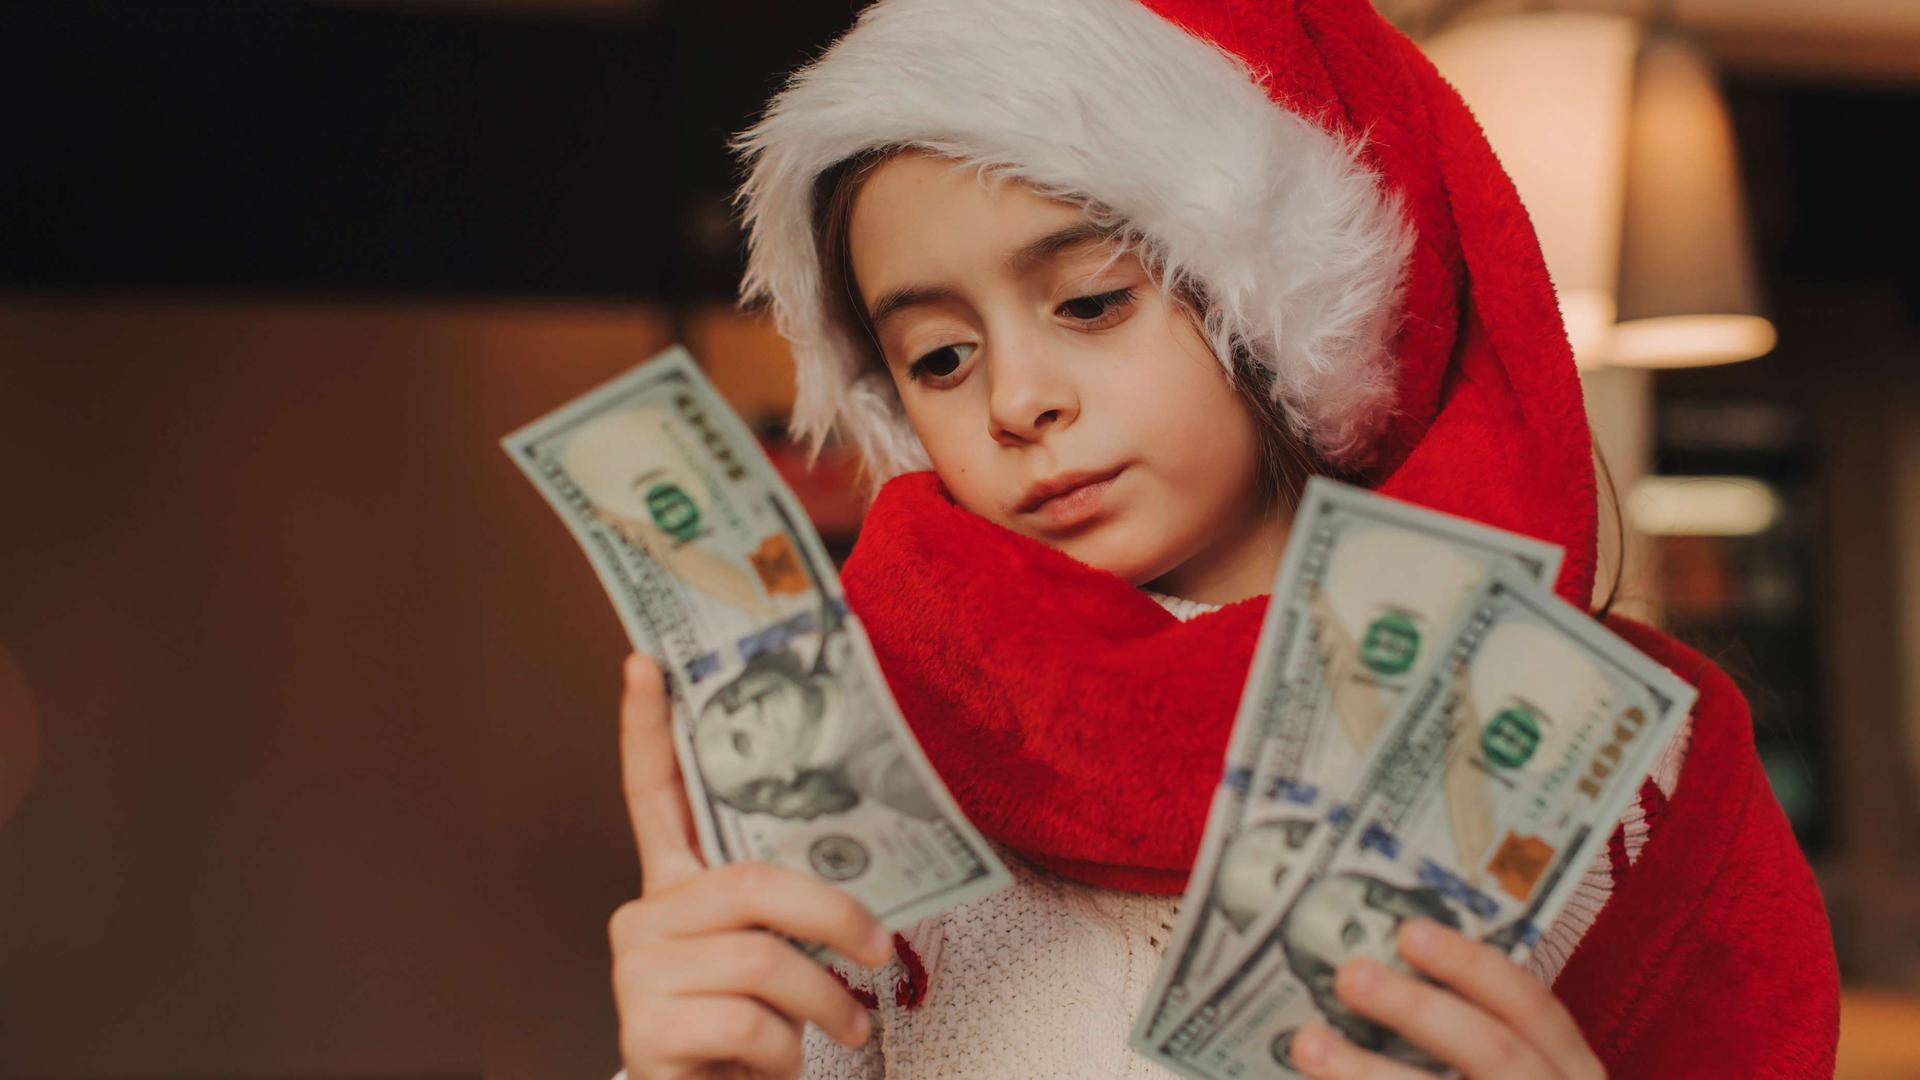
[690,633,940,823]
[1272,871,1463,1070]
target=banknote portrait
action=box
[691,628,942,823]
[1211,817,1317,933]
[1272,871,1462,1069]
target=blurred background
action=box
[0,0,1915,1076]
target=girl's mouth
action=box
[1019,465,1128,530]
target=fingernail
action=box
[1292,1023,1332,1069]
[867,925,894,966]
[850,1009,871,1045]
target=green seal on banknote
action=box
[1359,611,1421,675]
[645,482,702,540]
[1482,706,1542,768]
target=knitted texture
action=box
[805,589,1211,1078]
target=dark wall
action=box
[0,0,860,300]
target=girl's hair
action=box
[808,145,1627,616]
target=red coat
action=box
[1561,617,1839,1078]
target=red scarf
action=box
[842,470,1264,893]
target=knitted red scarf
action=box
[842,470,1266,893]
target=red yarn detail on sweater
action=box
[1639,776,1668,834]
[891,932,928,1009]
[1606,824,1631,885]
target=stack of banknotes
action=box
[504,347,1696,1077]
[1126,473,1696,1078]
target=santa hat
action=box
[729,0,1598,609]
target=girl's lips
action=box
[1023,466,1127,530]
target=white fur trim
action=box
[730,0,1416,489]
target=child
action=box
[606,1,1839,1077]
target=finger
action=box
[621,930,873,1050]
[620,652,704,890]
[625,862,895,969]
[1397,918,1599,1072]
[630,995,803,1078]
[1330,955,1554,1078]
[1288,1021,1433,1080]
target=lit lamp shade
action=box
[1613,29,1777,368]
[1423,13,1642,370]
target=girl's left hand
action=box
[1289,918,1605,1079]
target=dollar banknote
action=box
[501,346,1010,934]
[1133,479,1564,1044]
[1146,563,1697,1078]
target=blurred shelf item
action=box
[1659,398,1802,455]
[1650,394,1830,856]
[1629,474,1782,537]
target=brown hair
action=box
[809,146,1626,615]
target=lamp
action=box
[1419,3,1775,369]
[1422,12,1641,370]
[1612,25,1777,368]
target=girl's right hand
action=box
[609,653,893,1079]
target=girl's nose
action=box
[986,341,1080,445]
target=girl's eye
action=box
[907,342,976,385]
[902,288,1133,387]
[1057,287,1137,323]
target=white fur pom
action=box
[730,0,1416,489]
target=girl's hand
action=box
[608,654,893,1080]
[1290,918,1604,1080]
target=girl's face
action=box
[848,151,1279,598]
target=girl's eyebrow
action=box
[868,220,1115,329]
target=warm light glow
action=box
[1610,313,1778,368]
[1628,475,1782,536]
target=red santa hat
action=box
[729,0,1598,609]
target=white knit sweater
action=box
[619,590,1691,1078]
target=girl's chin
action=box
[1054,531,1184,588]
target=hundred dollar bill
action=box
[501,346,1010,933]
[1133,479,1564,1045]
[1150,563,1697,1078]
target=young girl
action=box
[606,1,1839,1077]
